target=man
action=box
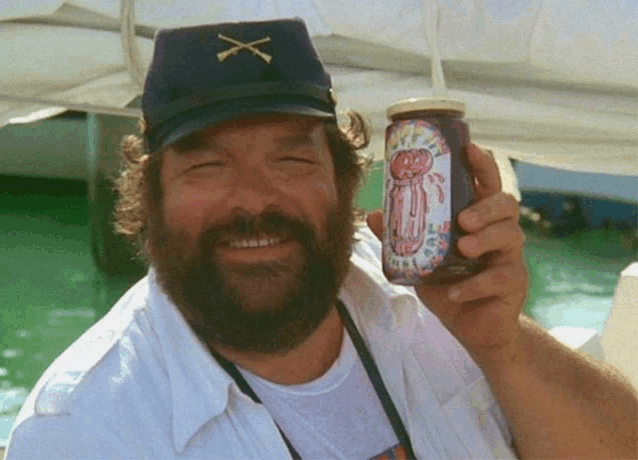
[6,18,637,459]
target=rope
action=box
[424,0,448,98]
[120,0,145,93]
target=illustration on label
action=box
[383,119,452,281]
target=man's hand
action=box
[367,144,528,365]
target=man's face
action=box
[149,114,353,353]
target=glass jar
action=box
[382,97,485,285]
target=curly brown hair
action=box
[114,111,373,262]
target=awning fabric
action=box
[1,0,636,176]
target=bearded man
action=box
[5,18,636,460]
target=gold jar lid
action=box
[387,97,466,119]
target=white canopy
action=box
[1,0,636,176]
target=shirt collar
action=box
[347,226,423,336]
[146,269,239,454]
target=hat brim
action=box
[152,99,335,152]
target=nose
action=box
[223,163,282,216]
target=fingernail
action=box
[474,145,491,157]
[448,287,461,300]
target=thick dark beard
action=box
[149,206,354,354]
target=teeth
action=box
[228,235,285,248]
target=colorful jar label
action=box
[383,119,452,282]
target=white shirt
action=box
[5,226,516,459]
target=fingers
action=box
[458,192,520,233]
[457,219,525,261]
[468,144,502,199]
[447,262,528,303]
[366,210,383,241]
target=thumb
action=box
[366,209,384,241]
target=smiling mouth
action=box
[220,233,290,249]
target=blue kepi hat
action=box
[142,18,337,152]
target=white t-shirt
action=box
[239,327,405,460]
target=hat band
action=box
[147,81,334,129]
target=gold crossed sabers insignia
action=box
[217,34,272,64]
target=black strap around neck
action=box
[208,347,303,460]
[334,300,417,460]
[209,300,416,460]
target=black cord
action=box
[335,300,417,460]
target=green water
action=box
[0,177,132,445]
[1,174,635,446]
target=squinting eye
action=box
[280,157,313,163]
[189,162,223,170]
